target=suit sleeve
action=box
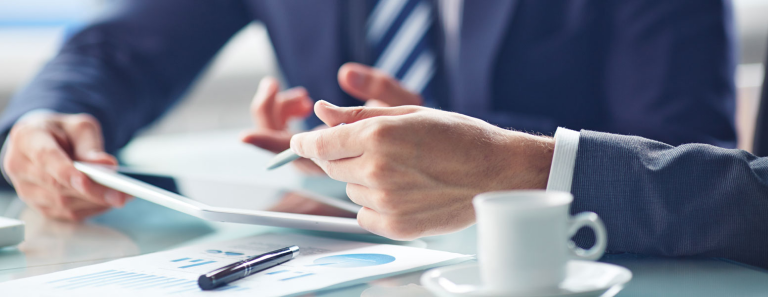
[604,0,737,148]
[570,130,768,268]
[0,0,251,153]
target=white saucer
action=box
[421,261,632,297]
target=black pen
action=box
[198,245,300,290]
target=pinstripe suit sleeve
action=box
[569,130,768,268]
[0,0,251,154]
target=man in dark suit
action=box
[290,102,768,268]
[0,0,736,220]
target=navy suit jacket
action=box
[0,0,748,264]
[571,130,768,268]
[0,0,736,154]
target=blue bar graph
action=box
[280,273,314,281]
[169,257,217,269]
[178,260,216,269]
[43,270,243,293]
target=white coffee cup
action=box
[473,190,607,294]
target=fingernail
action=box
[85,151,103,159]
[105,190,122,207]
[70,175,86,194]
[347,69,366,88]
[284,87,307,99]
[317,100,338,108]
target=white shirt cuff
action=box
[546,127,580,192]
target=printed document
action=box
[0,233,471,296]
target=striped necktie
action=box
[367,0,436,106]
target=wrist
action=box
[499,131,555,190]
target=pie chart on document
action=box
[309,254,396,268]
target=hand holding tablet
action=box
[74,162,365,234]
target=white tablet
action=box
[74,162,367,234]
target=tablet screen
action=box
[119,170,359,218]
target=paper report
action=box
[0,233,471,296]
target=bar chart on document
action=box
[40,251,398,294]
[41,248,253,294]
[0,233,470,296]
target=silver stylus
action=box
[265,123,346,170]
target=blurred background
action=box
[0,0,766,153]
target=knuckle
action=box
[3,153,22,175]
[59,209,79,221]
[15,189,36,202]
[345,184,356,199]
[363,161,394,188]
[346,106,367,122]
[34,147,60,162]
[366,120,397,144]
[372,191,400,213]
[53,195,73,208]
[42,174,60,188]
[54,166,72,181]
[362,165,383,187]
[313,133,330,158]
[7,125,27,143]
[356,212,370,229]
[382,217,419,240]
[70,114,100,131]
[72,113,98,125]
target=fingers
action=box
[251,77,281,129]
[60,114,129,208]
[313,157,370,185]
[275,87,313,127]
[357,206,386,236]
[250,77,313,131]
[60,114,109,162]
[16,180,111,221]
[241,130,293,153]
[70,172,129,208]
[290,121,363,160]
[357,206,421,241]
[38,205,110,222]
[313,100,421,127]
[338,62,422,106]
[20,126,90,193]
[17,180,95,210]
[346,183,376,209]
[8,115,126,210]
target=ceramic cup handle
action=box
[567,212,607,261]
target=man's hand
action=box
[241,63,421,172]
[3,113,131,221]
[290,101,555,240]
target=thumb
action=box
[314,100,421,127]
[338,62,422,106]
[63,115,117,166]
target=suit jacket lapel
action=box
[453,0,518,117]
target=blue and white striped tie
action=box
[367,0,436,106]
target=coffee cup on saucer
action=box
[474,190,608,294]
[421,190,629,297]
